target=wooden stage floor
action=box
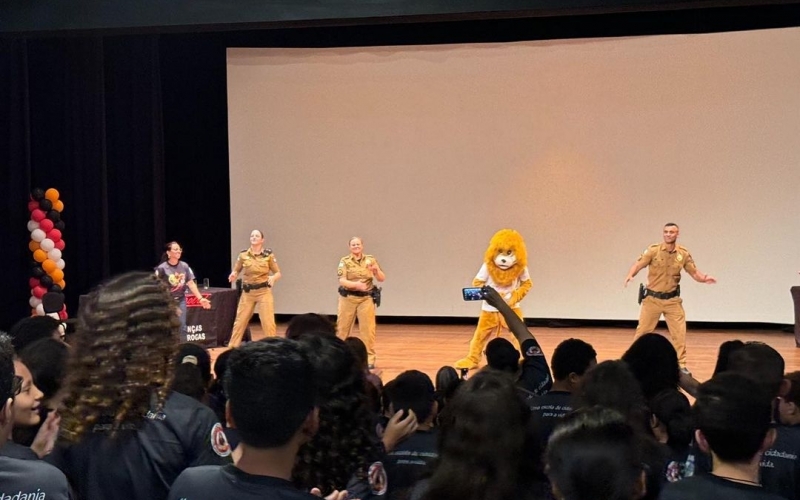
[210,322,800,385]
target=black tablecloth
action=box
[184,287,238,347]
[792,286,800,347]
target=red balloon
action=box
[38,219,54,232]
[29,277,40,289]
[54,239,66,251]
[28,200,39,212]
[32,286,47,299]
[47,229,62,242]
[31,209,46,222]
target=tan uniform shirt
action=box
[233,248,280,285]
[637,243,697,292]
[337,254,378,291]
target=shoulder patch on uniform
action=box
[525,345,543,357]
[337,260,345,277]
[210,423,232,457]
[368,461,388,496]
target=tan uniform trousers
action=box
[228,286,275,347]
[337,294,377,365]
[634,295,687,368]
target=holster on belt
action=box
[638,283,645,305]
[371,287,382,307]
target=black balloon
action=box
[38,199,53,211]
[49,284,63,293]
[55,221,65,231]
[31,266,45,278]
[47,210,61,222]
[31,188,44,200]
[39,275,54,288]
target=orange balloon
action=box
[42,259,57,273]
[45,188,60,202]
[33,249,47,262]
[57,280,66,290]
[29,241,40,252]
[50,269,64,283]
[54,200,64,212]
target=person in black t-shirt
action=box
[49,272,231,500]
[529,338,596,446]
[480,286,552,397]
[717,342,800,500]
[0,333,70,500]
[169,339,348,500]
[660,373,785,500]
[383,370,439,500]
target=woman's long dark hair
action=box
[292,334,382,495]
[59,272,179,443]
[421,370,542,500]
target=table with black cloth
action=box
[184,286,239,347]
[792,286,800,347]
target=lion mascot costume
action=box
[454,229,532,370]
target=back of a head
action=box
[649,389,693,450]
[389,370,435,423]
[60,271,179,443]
[574,360,648,432]
[694,372,773,463]
[621,333,679,401]
[425,370,538,500]
[293,334,380,494]
[546,407,645,500]
[295,333,361,400]
[344,337,369,371]
[435,365,461,404]
[18,337,69,401]
[285,313,336,340]
[552,339,597,382]
[725,342,785,398]
[486,338,520,373]
[0,333,15,408]
[712,340,745,376]
[171,361,206,402]
[174,343,212,387]
[225,338,316,448]
[9,316,60,352]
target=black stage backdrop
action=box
[2,5,800,329]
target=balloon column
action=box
[27,188,67,320]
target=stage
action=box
[209,322,800,384]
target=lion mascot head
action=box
[484,229,528,286]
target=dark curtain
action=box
[0,36,168,329]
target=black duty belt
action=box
[644,286,680,300]
[338,286,371,297]
[242,281,270,292]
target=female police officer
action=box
[227,229,281,347]
[336,237,385,368]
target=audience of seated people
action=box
[3,272,800,500]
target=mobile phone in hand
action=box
[462,287,485,301]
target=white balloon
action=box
[47,248,62,261]
[31,229,46,242]
[27,220,40,232]
[56,259,65,270]
[29,296,42,308]
[40,238,55,252]
[35,304,45,316]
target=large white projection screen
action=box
[227,28,800,323]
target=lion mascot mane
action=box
[454,229,532,370]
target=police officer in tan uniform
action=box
[624,223,716,370]
[227,229,281,347]
[337,237,385,368]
